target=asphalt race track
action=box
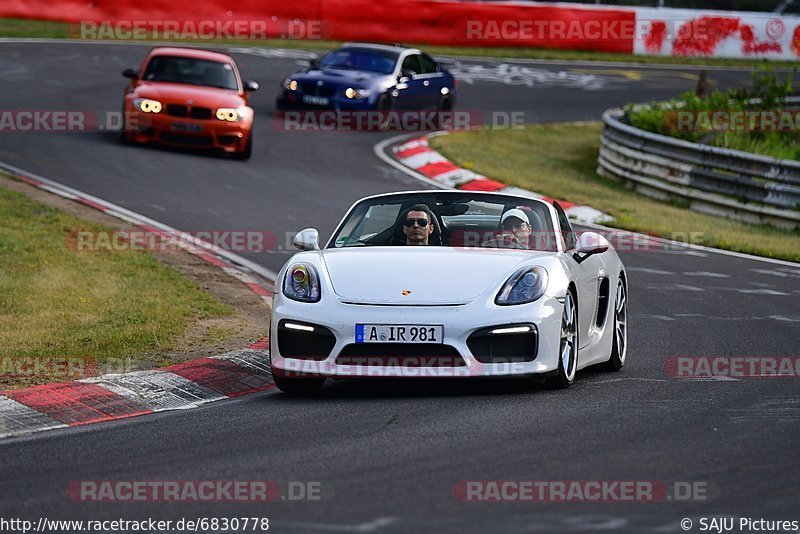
[1,42,799,532]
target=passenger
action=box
[401,204,435,246]
[495,208,532,249]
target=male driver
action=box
[402,204,435,246]
[496,208,532,249]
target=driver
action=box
[401,204,435,246]
[496,208,532,249]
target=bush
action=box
[627,66,799,160]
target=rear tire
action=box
[273,373,326,395]
[546,288,578,389]
[603,277,627,371]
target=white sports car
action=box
[270,190,627,393]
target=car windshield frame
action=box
[142,55,240,91]
[318,48,400,75]
[327,192,560,252]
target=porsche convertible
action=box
[270,191,628,393]
[121,47,259,159]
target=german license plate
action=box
[356,324,443,344]
[171,122,203,133]
[302,95,329,106]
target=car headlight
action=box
[345,87,372,99]
[133,98,162,113]
[283,78,298,91]
[495,267,548,306]
[216,108,241,122]
[283,263,321,303]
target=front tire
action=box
[375,94,391,130]
[547,288,578,388]
[231,131,252,161]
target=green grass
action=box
[2,17,797,68]
[429,123,800,262]
[0,184,233,382]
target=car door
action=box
[417,53,448,109]
[393,54,426,110]
[555,202,605,350]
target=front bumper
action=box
[270,292,563,378]
[276,91,376,111]
[124,111,251,153]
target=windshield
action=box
[329,193,559,251]
[318,49,398,74]
[143,55,239,90]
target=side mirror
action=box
[301,58,319,69]
[293,228,320,251]
[122,68,139,80]
[402,68,415,79]
[573,232,609,263]
[243,79,259,92]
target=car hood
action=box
[294,68,387,86]
[134,82,244,108]
[320,247,548,305]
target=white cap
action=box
[501,208,529,226]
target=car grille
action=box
[166,104,212,120]
[300,81,337,98]
[466,325,538,364]
[277,321,336,361]
[336,343,465,367]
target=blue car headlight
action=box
[495,267,548,306]
[283,263,321,303]
[344,87,372,99]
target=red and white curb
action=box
[389,133,613,225]
[0,345,274,438]
[0,161,277,440]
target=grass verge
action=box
[429,122,800,262]
[1,17,797,68]
[0,180,236,387]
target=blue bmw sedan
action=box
[276,43,457,112]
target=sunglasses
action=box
[404,218,429,228]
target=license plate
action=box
[171,122,203,133]
[302,95,329,106]
[356,324,443,344]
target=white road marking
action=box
[645,284,705,292]
[275,517,398,532]
[628,267,674,275]
[682,271,730,278]
[449,63,608,90]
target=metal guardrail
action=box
[597,98,800,229]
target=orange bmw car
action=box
[121,47,259,160]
